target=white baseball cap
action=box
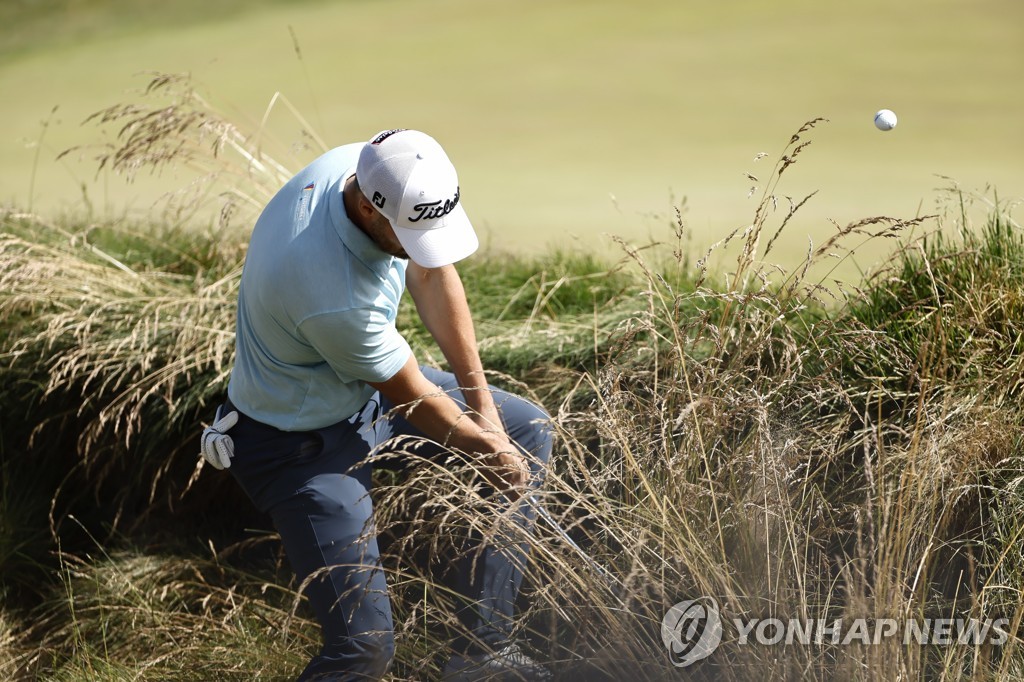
[356,129,479,268]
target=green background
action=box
[1,0,1022,271]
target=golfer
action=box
[200,129,553,680]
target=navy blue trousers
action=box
[223,367,552,681]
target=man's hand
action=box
[476,433,531,500]
[200,406,238,470]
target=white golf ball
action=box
[874,109,897,131]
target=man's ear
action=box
[344,175,379,225]
[356,192,379,221]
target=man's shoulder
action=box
[304,143,363,177]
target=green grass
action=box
[1,0,1022,278]
[851,192,1024,394]
[0,0,321,60]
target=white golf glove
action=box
[200,406,239,470]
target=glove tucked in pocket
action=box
[200,406,239,470]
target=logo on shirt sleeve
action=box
[295,182,315,223]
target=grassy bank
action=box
[1,121,1022,679]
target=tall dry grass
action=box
[1,77,1021,680]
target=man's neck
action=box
[342,175,368,234]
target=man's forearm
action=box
[367,354,528,493]
[368,355,496,451]
[406,263,500,425]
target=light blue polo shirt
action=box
[227,144,411,431]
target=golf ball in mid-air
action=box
[874,109,897,131]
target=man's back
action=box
[227,144,409,431]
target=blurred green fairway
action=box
[1,0,1022,274]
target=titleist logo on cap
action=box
[408,188,460,223]
[370,129,406,145]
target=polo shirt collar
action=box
[329,172,396,280]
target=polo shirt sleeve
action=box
[297,307,412,384]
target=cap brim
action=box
[391,203,479,268]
